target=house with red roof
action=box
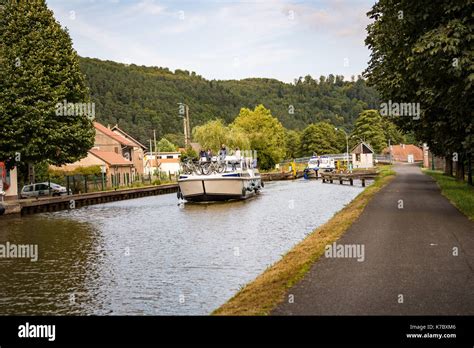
[51,122,147,187]
[111,124,147,175]
[92,122,146,175]
[383,144,423,163]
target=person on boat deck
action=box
[199,149,206,162]
[218,144,227,160]
[231,147,241,170]
[206,149,212,161]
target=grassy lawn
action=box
[424,170,474,220]
[213,164,395,316]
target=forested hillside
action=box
[79,57,380,146]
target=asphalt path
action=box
[273,164,474,315]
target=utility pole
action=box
[178,103,191,147]
[185,105,191,147]
[154,129,159,177]
[183,116,188,148]
[335,128,349,169]
[149,138,153,165]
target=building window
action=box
[114,147,119,154]
[356,154,361,162]
[167,155,173,159]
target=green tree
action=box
[163,133,185,148]
[157,138,177,152]
[192,119,250,153]
[232,105,286,170]
[285,130,301,159]
[226,126,251,152]
[193,119,229,152]
[350,110,387,153]
[383,119,406,146]
[0,0,95,169]
[180,146,197,162]
[78,56,381,146]
[300,122,341,156]
[365,0,473,183]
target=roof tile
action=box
[93,122,136,147]
[89,149,133,166]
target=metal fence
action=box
[280,153,392,167]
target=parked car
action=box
[20,182,70,199]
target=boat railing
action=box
[181,156,257,175]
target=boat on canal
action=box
[304,155,336,178]
[177,155,263,202]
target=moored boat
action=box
[177,155,263,202]
[304,155,336,179]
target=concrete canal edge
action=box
[0,183,178,216]
[212,167,396,316]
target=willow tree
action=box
[192,119,250,153]
[232,105,286,170]
[0,0,95,179]
[365,0,473,183]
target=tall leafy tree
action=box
[0,0,94,169]
[285,129,301,159]
[232,105,286,170]
[299,122,341,156]
[365,0,473,182]
[383,119,406,146]
[156,138,177,152]
[192,119,250,152]
[350,110,387,153]
[192,119,230,152]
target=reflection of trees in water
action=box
[0,215,105,315]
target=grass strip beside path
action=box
[213,166,395,316]
[424,170,474,220]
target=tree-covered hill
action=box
[79,57,380,146]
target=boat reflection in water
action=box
[177,152,263,202]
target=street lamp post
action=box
[335,128,349,169]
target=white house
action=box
[144,152,181,175]
[351,142,374,169]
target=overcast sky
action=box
[47,0,376,83]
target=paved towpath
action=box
[273,164,474,315]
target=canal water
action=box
[0,179,365,315]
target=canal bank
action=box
[0,183,178,216]
[213,165,395,315]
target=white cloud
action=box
[159,12,207,34]
[46,0,374,81]
[130,0,165,16]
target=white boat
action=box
[306,156,335,173]
[177,155,263,202]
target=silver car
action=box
[20,182,69,198]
